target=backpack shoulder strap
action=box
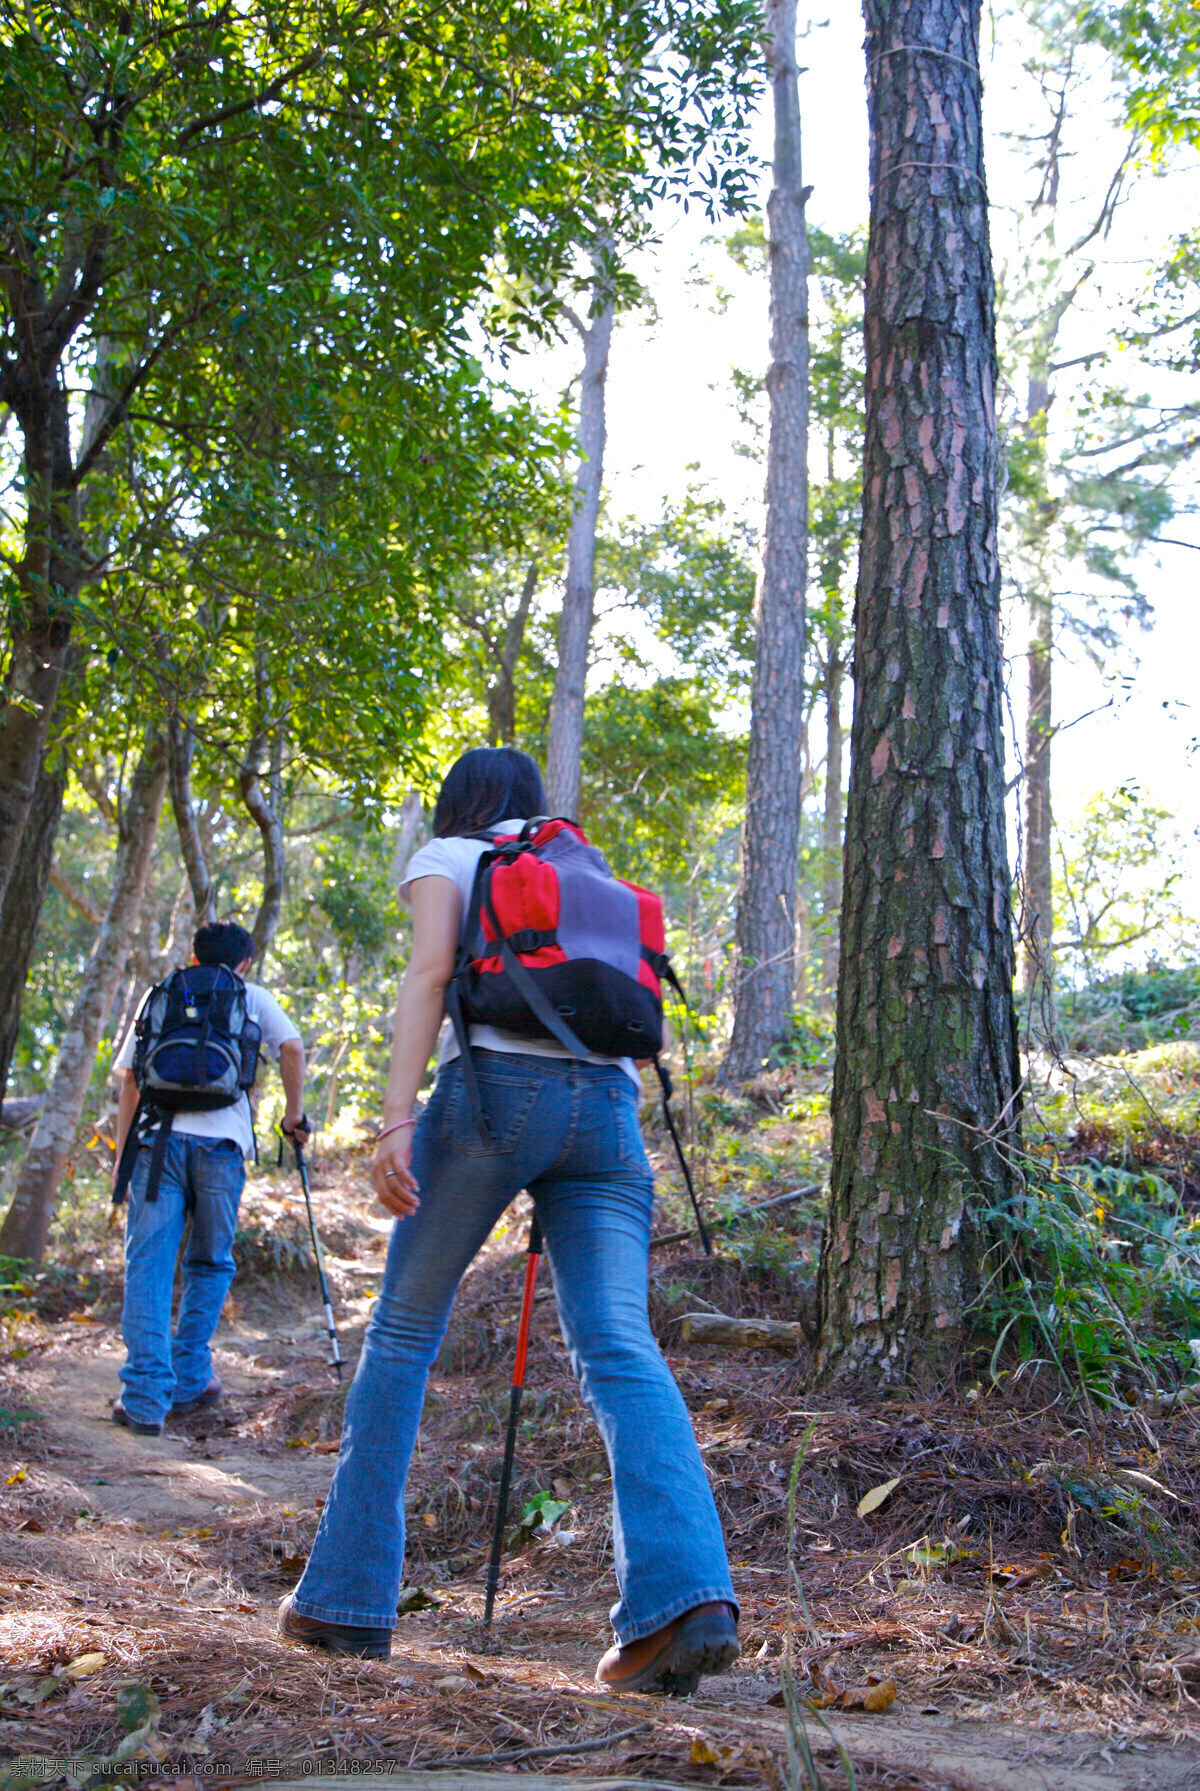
[111,1095,147,1205]
[111,1103,175,1206]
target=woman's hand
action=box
[372,1125,420,1219]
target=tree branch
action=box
[173,48,325,150]
[69,302,209,489]
[48,864,103,926]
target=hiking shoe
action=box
[596,1601,739,1696]
[278,1593,392,1660]
[111,1400,163,1438]
[170,1378,223,1416]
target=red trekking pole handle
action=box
[483,1214,542,1626]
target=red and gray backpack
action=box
[446,818,709,1249]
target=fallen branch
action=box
[408,1722,651,1770]
[650,1182,821,1251]
[678,1312,805,1352]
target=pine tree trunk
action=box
[0,731,168,1264]
[0,753,68,1103]
[723,0,810,1083]
[820,640,844,1010]
[817,0,1019,1382]
[544,265,614,819]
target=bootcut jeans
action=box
[293,1051,736,1642]
[119,1133,245,1426]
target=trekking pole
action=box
[654,1060,713,1258]
[288,1133,343,1382]
[483,1214,542,1627]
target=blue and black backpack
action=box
[112,965,261,1206]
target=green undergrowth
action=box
[1028,1038,1200,1137]
[981,1150,1200,1407]
[1054,963,1200,1056]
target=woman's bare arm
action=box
[372,874,461,1218]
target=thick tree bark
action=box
[544,260,614,818]
[487,558,539,747]
[167,713,217,926]
[817,0,1019,1382]
[0,731,168,1264]
[0,754,67,1104]
[723,0,810,1082]
[820,636,844,1010]
[240,725,285,965]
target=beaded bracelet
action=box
[377,1117,417,1143]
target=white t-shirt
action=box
[115,980,301,1159]
[401,818,639,1088]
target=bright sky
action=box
[506,4,1200,890]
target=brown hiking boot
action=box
[278,1593,392,1659]
[596,1601,738,1696]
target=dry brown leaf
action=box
[690,1739,737,1765]
[856,1476,901,1518]
[839,1679,897,1713]
[17,1518,44,1533]
[64,1652,107,1678]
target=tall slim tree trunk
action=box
[817,0,1019,1382]
[723,0,810,1082]
[0,731,168,1264]
[167,713,217,925]
[487,558,540,747]
[1023,586,1053,993]
[0,754,68,1103]
[544,257,614,818]
[240,725,285,965]
[1017,336,1061,1003]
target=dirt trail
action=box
[49,1345,338,1524]
[1,1191,1198,1791]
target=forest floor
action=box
[1,1073,1199,1791]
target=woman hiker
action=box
[279,747,738,1694]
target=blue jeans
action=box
[294,1053,735,1642]
[119,1133,246,1426]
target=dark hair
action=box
[193,919,256,970]
[432,748,547,839]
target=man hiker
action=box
[110,919,309,1436]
